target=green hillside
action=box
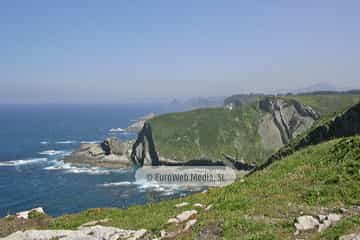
[149,94,360,166]
[285,94,360,117]
[149,103,267,164]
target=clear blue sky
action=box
[1,1,359,103]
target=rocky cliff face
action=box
[259,101,360,169]
[131,122,160,166]
[258,97,320,151]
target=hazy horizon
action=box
[1,1,360,104]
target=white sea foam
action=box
[98,181,132,187]
[39,150,66,156]
[44,160,117,175]
[0,158,47,167]
[109,128,126,132]
[55,140,76,144]
[80,141,101,144]
[40,141,49,145]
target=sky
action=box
[0,0,360,103]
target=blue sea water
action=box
[0,104,197,217]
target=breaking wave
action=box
[55,140,77,144]
[0,158,48,167]
[98,181,132,187]
[39,150,66,156]
[109,128,126,132]
[80,140,101,144]
[44,160,126,175]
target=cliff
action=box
[259,101,360,170]
[137,97,320,166]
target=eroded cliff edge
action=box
[64,97,321,169]
[258,101,360,170]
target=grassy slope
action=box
[45,136,360,240]
[149,104,267,164]
[285,94,360,117]
[149,94,360,166]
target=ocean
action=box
[0,104,199,217]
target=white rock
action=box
[176,210,198,223]
[318,219,331,232]
[1,225,148,240]
[340,208,348,214]
[340,233,360,240]
[175,202,189,208]
[183,219,197,232]
[15,207,45,219]
[295,215,319,231]
[160,230,167,238]
[128,229,147,240]
[167,218,180,224]
[328,213,342,224]
[193,203,205,208]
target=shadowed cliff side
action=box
[257,101,360,171]
[131,122,160,166]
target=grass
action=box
[4,136,353,239]
[149,94,360,166]
[149,104,267,164]
[285,94,360,117]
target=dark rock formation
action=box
[131,122,160,166]
[101,138,127,155]
[258,101,360,170]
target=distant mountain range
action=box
[274,82,338,94]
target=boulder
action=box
[167,218,180,224]
[327,213,343,224]
[193,203,205,208]
[183,219,197,232]
[1,226,149,240]
[175,210,198,223]
[340,233,360,240]
[176,202,189,208]
[294,215,319,231]
[318,219,331,232]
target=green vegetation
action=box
[150,94,360,166]
[150,104,267,164]
[285,94,360,117]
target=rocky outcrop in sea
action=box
[63,138,133,168]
